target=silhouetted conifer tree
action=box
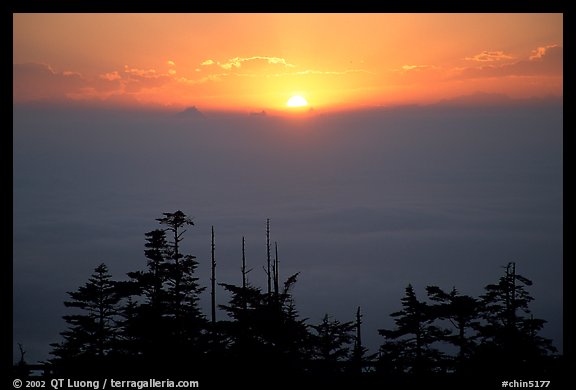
[114,296,139,358]
[351,306,375,373]
[156,211,202,320]
[158,212,205,350]
[122,229,170,361]
[50,263,120,373]
[378,284,448,375]
[219,272,310,374]
[473,262,556,374]
[276,274,312,371]
[309,314,355,373]
[121,211,206,370]
[426,286,479,370]
[46,214,562,380]
[127,229,169,309]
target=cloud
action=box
[385,45,562,88]
[175,74,224,85]
[529,44,559,60]
[465,51,514,62]
[400,65,430,71]
[14,53,378,107]
[119,67,173,94]
[385,64,445,86]
[13,62,181,104]
[100,71,122,81]
[123,66,159,77]
[455,45,563,80]
[200,56,296,70]
[13,63,86,101]
[292,69,374,76]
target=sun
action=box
[287,95,308,108]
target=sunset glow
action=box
[13,14,563,112]
[287,95,308,108]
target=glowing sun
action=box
[287,95,308,107]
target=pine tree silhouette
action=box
[120,229,170,363]
[219,272,310,375]
[45,214,561,383]
[378,284,449,375]
[473,262,556,374]
[50,263,120,374]
[309,314,355,373]
[426,285,479,372]
[121,211,206,372]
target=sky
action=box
[13,13,563,364]
[13,13,563,111]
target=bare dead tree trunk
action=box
[354,306,363,373]
[242,236,247,290]
[211,226,216,325]
[273,241,279,297]
[266,218,271,295]
[356,307,362,348]
[17,343,26,365]
[241,236,252,311]
[172,226,184,320]
[505,262,517,330]
[510,261,517,330]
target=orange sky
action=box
[13,13,563,112]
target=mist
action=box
[13,101,563,363]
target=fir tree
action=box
[309,314,355,373]
[426,285,479,370]
[219,272,310,374]
[122,229,171,360]
[122,211,207,370]
[474,262,556,373]
[50,264,121,372]
[378,284,448,375]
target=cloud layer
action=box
[13,44,563,108]
[13,102,563,364]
